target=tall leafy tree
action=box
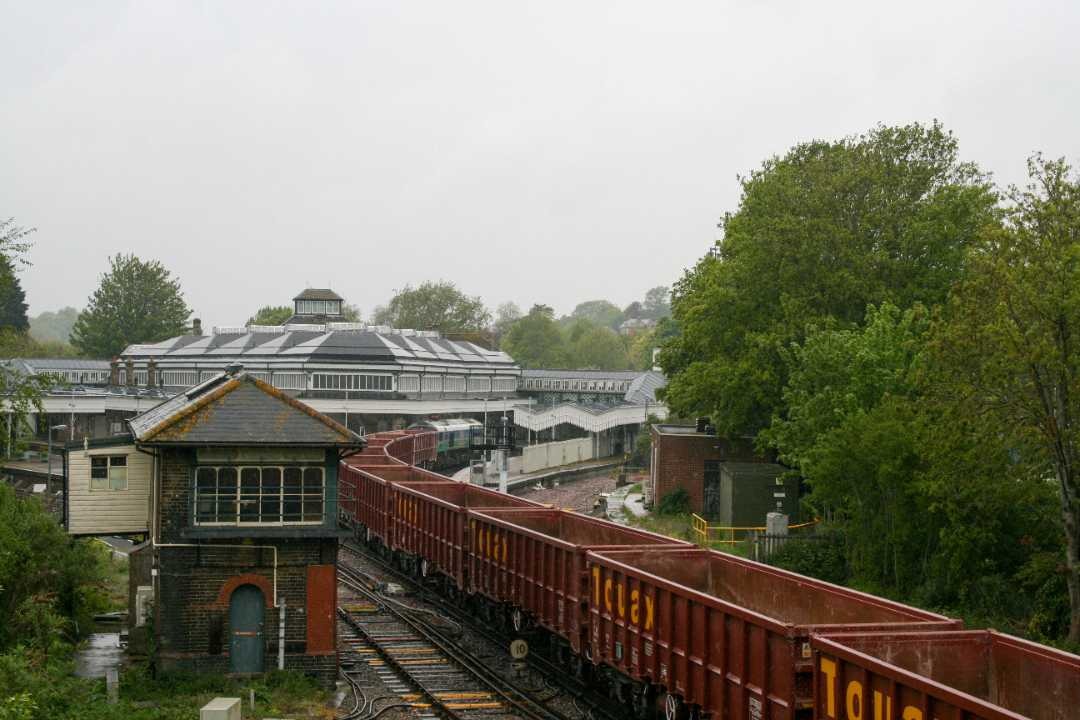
[642,286,671,320]
[925,156,1080,642]
[0,257,29,331]
[372,280,490,334]
[501,305,569,368]
[71,254,191,358]
[565,319,631,370]
[660,122,997,435]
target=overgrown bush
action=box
[767,531,849,586]
[657,488,690,515]
[0,485,110,650]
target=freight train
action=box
[339,430,1079,720]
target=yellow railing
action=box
[691,514,819,546]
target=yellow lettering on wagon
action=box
[616,584,625,618]
[604,579,613,612]
[845,680,863,720]
[643,595,654,631]
[592,567,601,606]
[630,590,640,624]
[873,690,891,720]
[819,658,837,718]
[901,707,922,720]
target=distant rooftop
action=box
[293,288,343,301]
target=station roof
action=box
[121,326,517,371]
[130,369,364,447]
[8,358,111,372]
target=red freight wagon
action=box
[812,630,1080,720]
[339,464,453,541]
[585,548,961,720]
[466,508,692,653]
[388,482,547,586]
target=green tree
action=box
[0,219,34,271]
[565,320,630,370]
[70,254,191,358]
[372,281,490,334]
[0,258,28,332]
[660,122,997,436]
[29,307,78,344]
[642,285,671,320]
[501,305,568,368]
[570,300,623,330]
[246,305,292,326]
[493,301,522,339]
[763,304,935,592]
[925,156,1080,642]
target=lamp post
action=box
[47,423,68,487]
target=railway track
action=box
[338,560,572,720]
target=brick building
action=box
[117,366,364,684]
[648,422,765,516]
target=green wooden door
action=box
[229,585,265,673]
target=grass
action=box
[626,483,642,494]
[626,512,751,557]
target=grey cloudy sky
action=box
[3,1,1079,329]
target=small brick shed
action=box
[649,423,788,519]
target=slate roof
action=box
[122,327,516,370]
[623,371,666,404]
[129,370,364,447]
[293,288,343,301]
[9,358,111,372]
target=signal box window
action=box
[90,455,128,490]
[195,465,324,525]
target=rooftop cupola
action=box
[292,288,343,319]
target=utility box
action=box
[715,462,799,525]
[200,697,241,720]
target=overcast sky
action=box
[3,1,1079,328]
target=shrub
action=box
[767,532,849,585]
[657,488,690,515]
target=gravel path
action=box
[515,470,617,514]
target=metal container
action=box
[585,548,961,720]
[812,630,1080,720]
[389,482,546,586]
[466,508,691,652]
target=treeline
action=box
[659,122,1080,646]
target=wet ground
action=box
[74,632,124,678]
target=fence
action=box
[691,513,819,551]
[521,438,596,474]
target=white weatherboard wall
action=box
[67,443,152,535]
[522,438,595,474]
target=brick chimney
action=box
[109,358,120,386]
[146,358,157,388]
[192,318,203,336]
[125,358,135,387]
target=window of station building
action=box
[272,373,307,391]
[421,375,442,393]
[467,377,491,393]
[295,299,341,316]
[398,375,420,393]
[444,376,466,393]
[492,377,516,392]
[311,373,393,392]
[161,369,199,387]
[90,455,128,490]
[194,465,324,525]
[248,371,271,383]
[134,370,148,385]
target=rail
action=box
[691,514,819,545]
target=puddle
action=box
[74,632,124,678]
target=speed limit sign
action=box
[509,639,529,660]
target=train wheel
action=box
[664,693,688,720]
